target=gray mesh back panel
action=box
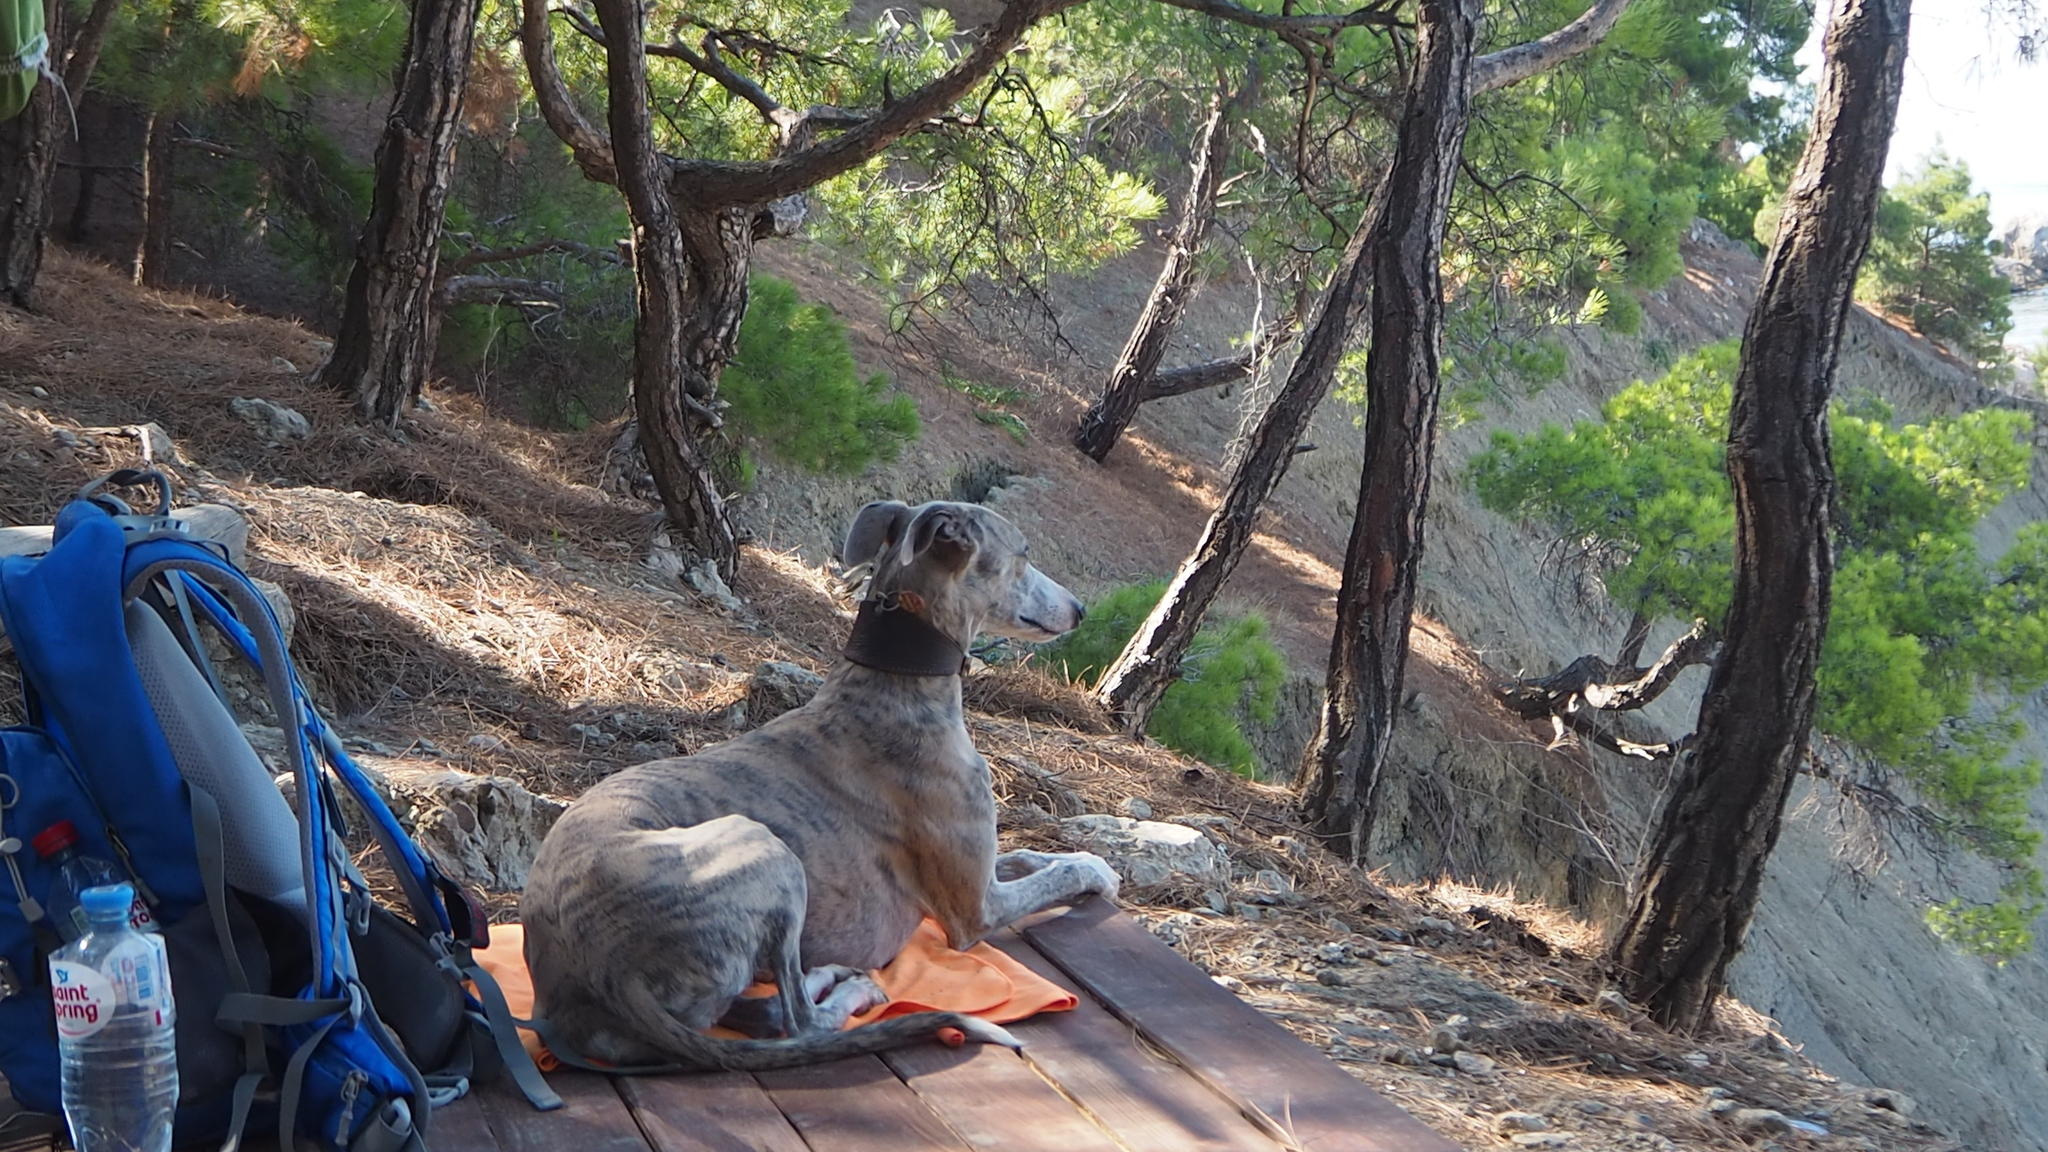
[127,600,307,912]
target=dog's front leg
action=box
[944,850,1120,947]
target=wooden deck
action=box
[433,900,1458,1152]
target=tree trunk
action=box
[591,0,740,577]
[0,0,65,309]
[1093,193,1393,731]
[1293,0,1481,861]
[1610,0,1910,1034]
[315,0,482,422]
[1092,209,1376,732]
[134,110,177,288]
[1075,93,1235,462]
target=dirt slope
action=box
[0,243,1985,1152]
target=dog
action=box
[520,500,1121,1070]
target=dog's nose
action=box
[1071,598,1086,624]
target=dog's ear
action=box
[908,504,975,572]
[842,501,913,568]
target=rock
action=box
[1367,925,1411,944]
[1058,815,1227,886]
[269,356,300,375]
[684,558,743,611]
[1497,1112,1550,1134]
[1416,915,1461,936]
[1166,813,1239,838]
[1379,1045,1424,1066]
[1859,1088,1915,1117]
[1429,1024,1465,1054]
[229,398,311,445]
[1245,868,1297,904]
[1271,835,1309,861]
[746,661,825,723]
[1594,989,1634,1019]
[1727,1109,1793,1137]
[30,384,47,397]
[568,722,615,747]
[1683,1051,1711,1068]
[1316,942,1348,964]
[1452,1051,1497,1076]
[1508,1135,1570,1149]
[279,757,563,890]
[1999,213,2048,282]
[124,422,180,466]
[248,577,294,645]
[1572,1101,1607,1116]
[1119,797,1153,819]
[1210,974,1248,993]
[1315,968,1347,987]
[1145,911,1204,946]
[466,733,510,753]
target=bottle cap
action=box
[79,883,136,923]
[29,820,79,861]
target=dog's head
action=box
[842,501,1085,645]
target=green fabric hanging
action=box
[0,0,47,122]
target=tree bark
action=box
[1497,618,1718,720]
[315,0,483,422]
[586,0,742,576]
[1470,0,1633,93]
[1093,216,1377,733]
[60,0,121,94]
[1610,0,1910,1034]
[134,110,177,288]
[1292,0,1480,861]
[520,0,1074,579]
[1075,93,1236,462]
[0,0,65,309]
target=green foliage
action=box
[534,1,1166,320]
[1042,581,1286,777]
[718,276,919,481]
[1471,342,2048,956]
[1858,152,2014,364]
[940,364,1028,443]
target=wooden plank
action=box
[754,1054,968,1152]
[1022,901,1461,1152]
[617,1072,808,1152]
[988,934,1282,1152]
[881,1040,1124,1152]
[471,1068,650,1152]
[422,1088,505,1152]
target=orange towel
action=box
[470,919,1076,1071]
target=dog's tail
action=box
[603,985,1022,1072]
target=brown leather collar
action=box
[841,595,967,677]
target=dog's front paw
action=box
[1073,851,1121,903]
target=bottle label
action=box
[48,961,114,1038]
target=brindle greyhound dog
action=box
[521,500,1121,1069]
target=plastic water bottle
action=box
[32,821,157,940]
[49,882,178,1152]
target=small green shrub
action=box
[1042,581,1287,777]
[719,276,920,483]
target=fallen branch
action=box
[1499,618,1718,720]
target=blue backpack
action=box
[0,471,558,1151]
